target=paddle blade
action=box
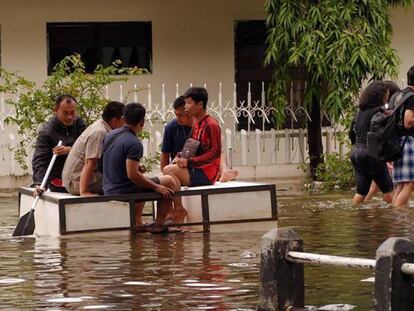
[12,210,35,236]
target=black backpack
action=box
[366,89,414,162]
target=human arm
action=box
[160,122,173,170]
[126,159,173,198]
[187,122,221,168]
[79,130,107,195]
[160,152,170,171]
[53,145,71,155]
[79,158,99,196]
[32,130,53,186]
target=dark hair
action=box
[173,96,185,109]
[183,87,208,109]
[359,81,387,109]
[384,80,401,100]
[123,102,146,125]
[407,65,414,86]
[102,101,125,123]
[55,94,77,108]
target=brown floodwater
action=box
[1,194,414,310]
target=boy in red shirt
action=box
[163,87,221,222]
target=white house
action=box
[0,0,413,188]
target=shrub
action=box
[315,152,355,192]
[0,54,147,170]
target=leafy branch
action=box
[1,54,151,170]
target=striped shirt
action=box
[187,114,221,183]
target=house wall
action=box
[0,1,414,189]
[391,6,414,84]
[0,0,265,103]
[0,1,413,97]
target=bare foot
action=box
[219,169,239,182]
[173,208,188,224]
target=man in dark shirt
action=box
[32,94,86,194]
[102,102,177,232]
[160,96,192,170]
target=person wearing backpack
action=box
[363,81,401,203]
[391,66,414,207]
[350,81,394,205]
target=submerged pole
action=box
[258,228,304,311]
[375,237,414,311]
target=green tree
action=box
[0,54,146,170]
[264,0,412,179]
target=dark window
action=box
[47,22,152,74]
[235,21,330,130]
[235,20,274,131]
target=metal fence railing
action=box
[258,228,414,311]
[0,82,347,177]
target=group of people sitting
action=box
[350,65,414,207]
[31,87,238,233]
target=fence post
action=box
[258,228,304,311]
[225,129,233,168]
[298,129,305,163]
[155,131,162,151]
[374,237,414,311]
[285,129,291,164]
[270,128,277,164]
[241,129,247,165]
[256,129,262,165]
[325,128,331,155]
[142,138,148,158]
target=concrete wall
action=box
[0,1,413,89]
[0,0,265,102]
[391,6,414,84]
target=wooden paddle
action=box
[12,140,63,236]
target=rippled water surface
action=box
[1,194,414,310]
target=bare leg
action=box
[155,175,178,224]
[163,164,191,223]
[393,183,403,205]
[135,202,145,226]
[383,191,393,204]
[352,193,365,206]
[364,181,379,203]
[219,153,238,182]
[394,182,414,207]
[219,169,239,182]
[155,199,172,225]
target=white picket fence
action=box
[0,83,346,178]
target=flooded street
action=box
[1,194,414,310]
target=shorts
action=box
[188,167,211,187]
[65,173,104,195]
[124,176,160,194]
[350,145,393,196]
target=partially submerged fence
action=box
[258,228,414,311]
[0,83,346,177]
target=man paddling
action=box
[32,94,86,194]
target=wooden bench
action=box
[17,181,277,236]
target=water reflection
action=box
[280,195,414,310]
[0,197,262,310]
[1,194,414,310]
